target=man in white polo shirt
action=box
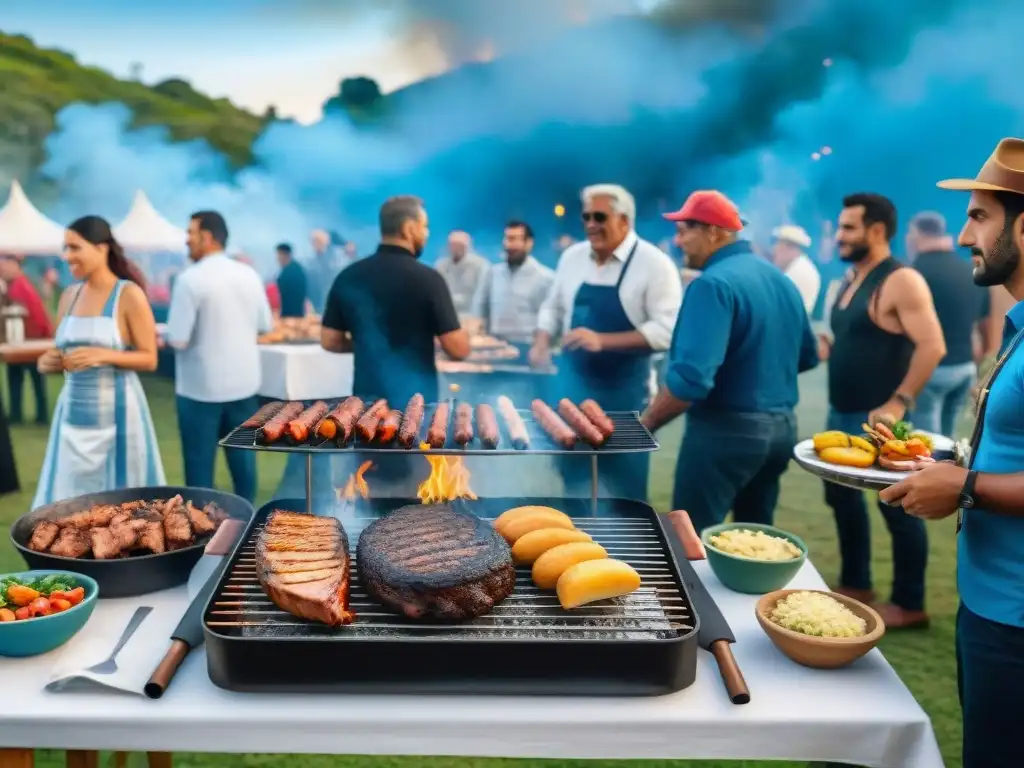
[772,224,821,315]
[166,210,272,501]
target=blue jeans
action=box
[176,395,258,502]
[957,604,1024,767]
[915,361,975,436]
[822,409,927,610]
[672,410,797,532]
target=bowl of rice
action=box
[701,523,807,594]
[755,589,885,669]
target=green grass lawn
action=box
[0,367,963,768]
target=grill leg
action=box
[305,453,313,515]
[590,455,599,515]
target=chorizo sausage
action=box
[531,399,576,449]
[497,395,530,449]
[317,396,365,443]
[426,402,450,449]
[378,409,403,443]
[454,402,474,446]
[356,399,389,442]
[558,399,605,446]
[258,401,304,444]
[476,403,499,449]
[580,399,615,440]
[242,401,285,429]
[287,401,329,444]
[398,394,425,448]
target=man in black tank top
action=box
[821,193,946,630]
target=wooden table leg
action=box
[65,751,99,768]
[114,755,128,768]
[146,755,172,768]
[0,749,33,768]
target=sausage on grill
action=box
[531,399,576,448]
[258,402,305,444]
[288,401,329,444]
[580,399,615,440]
[558,399,605,446]
[243,401,285,429]
[497,395,529,450]
[317,396,365,444]
[356,399,389,442]
[378,409,403,443]
[398,393,425,448]
[453,403,474,446]
[426,402,450,449]
[476,403,499,449]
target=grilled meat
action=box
[49,527,91,559]
[185,501,217,535]
[163,506,194,550]
[90,527,122,560]
[256,511,353,626]
[28,521,59,552]
[357,504,515,620]
[136,520,167,554]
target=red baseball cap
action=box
[663,191,744,231]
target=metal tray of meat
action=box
[218,398,659,456]
[203,496,699,696]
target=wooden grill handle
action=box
[666,510,706,560]
[711,639,751,705]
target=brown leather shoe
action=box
[874,602,930,630]
[832,586,876,604]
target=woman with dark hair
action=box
[33,216,164,508]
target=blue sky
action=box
[2,0,450,122]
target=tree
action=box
[322,76,385,122]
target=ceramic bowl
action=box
[0,571,99,657]
[701,522,807,594]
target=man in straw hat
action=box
[881,137,1024,767]
[771,224,820,314]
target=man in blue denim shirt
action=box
[882,138,1024,768]
[643,191,818,531]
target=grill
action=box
[218,400,658,456]
[203,496,699,695]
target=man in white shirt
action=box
[771,225,821,314]
[470,220,554,344]
[435,231,490,315]
[530,183,683,499]
[166,210,273,501]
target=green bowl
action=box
[701,523,808,595]
[0,571,99,657]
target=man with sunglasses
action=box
[642,191,819,531]
[531,183,682,499]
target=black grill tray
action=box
[203,497,698,696]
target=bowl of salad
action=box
[0,571,98,657]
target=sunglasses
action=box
[581,211,609,224]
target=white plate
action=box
[792,432,954,492]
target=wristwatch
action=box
[959,469,979,509]
[894,392,916,411]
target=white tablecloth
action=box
[258,344,353,400]
[0,560,943,766]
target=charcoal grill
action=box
[203,496,699,696]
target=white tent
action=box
[0,180,66,255]
[113,190,186,253]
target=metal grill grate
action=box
[218,401,658,456]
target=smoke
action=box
[34,0,1024,274]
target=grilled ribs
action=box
[356,504,515,620]
[256,511,354,626]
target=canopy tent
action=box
[113,190,186,253]
[0,180,66,255]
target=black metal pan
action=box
[10,486,255,598]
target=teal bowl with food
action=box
[701,522,808,594]
[0,571,98,657]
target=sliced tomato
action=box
[29,597,52,617]
[0,608,15,622]
[14,606,30,621]
[49,598,72,613]
[64,587,86,606]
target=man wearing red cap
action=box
[642,191,818,531]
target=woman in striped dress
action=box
[33,216,164,509]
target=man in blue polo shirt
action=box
[642,191,818,530]
[880,137,1024,768]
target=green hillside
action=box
[0,32,264,174]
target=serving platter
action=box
[792,432,956,492]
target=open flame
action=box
[337,460,373,501]
[417,444,477,504]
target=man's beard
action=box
[839,243,870,263]
[973,226,1020,287]
[506,250,527,266]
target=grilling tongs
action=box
[661,511,751,705]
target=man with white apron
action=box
[531,184,682,499]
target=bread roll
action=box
[556,559,641,609]
[532,542,608,589]
[511,528,593,565]
[493,506,572,537]
[500,512,575,544]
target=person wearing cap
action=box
[771,225,820,314]
[907,211,992,437]
[880,137,1024,768]
[531,183,682,499]
[642,190,818,530]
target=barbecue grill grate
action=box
[218,400,658,455]
[203,497,699,695]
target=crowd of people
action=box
[1,135,1024,764]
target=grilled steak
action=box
[256,511,353,626]
[357,504,515,620]
[28,521,60,552]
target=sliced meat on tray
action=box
[256,511,354,626]
[356,504,515,620]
